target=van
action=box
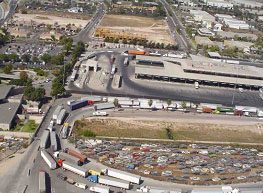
[195,81,199,89]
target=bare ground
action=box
[98,14,173,44]
[73,117,263,143]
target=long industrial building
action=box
[134,55,263,89]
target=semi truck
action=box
[40,130,50,149]
[39,170,46,193]
[62,123,69,139]
[67,149,87,163]
[59,152,81,166]
[106,168,141,184]
[90,184,110,193]
[69,99,89,111]
[87,175,98,183]
[62,161,88,177]
[93,111,108,116]
[41,150,57,169]
[27,107,42,114]
[48,120,54,132]
[53,106,63,120]
[89,170,101,176]
[50,131,57,151]
[57,109,66,125]
[98,176,130,189]
[94,103,115,111]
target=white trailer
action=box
[71,69,77,81]
[59,152,81,166]
[39,170,46,193]
[57,109,66,125]
[48,120,54,132]
[62,161,88,177]
[93,111,108,116]
[235,106,258,113]
[41,150,57,169]
[94,103,115,111]
[124,57,129,65]
[140,102,151,109]
[90,184,110,193]
[53,106,63,120]
[40,130,50,149]
[62,123,69,139]
[98,176,130,189]
[106,168,140,184]
[81,96,102,102]
[75,182,87,190]
[50,131,57,151]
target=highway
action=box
[160,0,195,52]
[0,0,17,26]
[73,3,105,43]
[68,51,263,108]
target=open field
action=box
[98,14,173,44]
[73,117,263,143]
[14,13,91,27]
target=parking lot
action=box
[76,139,263,185]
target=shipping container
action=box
[57,109,66,125]
[94,103,115,111]
[62,161,88,177]
[40,130,50,149]
[68,149,87,163]
[216,106,234,112]
[50,131,57,151]
[106,168,141,184]
[39,170,46,193]
[53,106,63,120]
[90,184,110,193]
[41,150,57,169]
[59,152,81,166]
[202,107,212,113]
[70,99,89,111]
[98,176,130,189]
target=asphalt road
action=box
[68,52,263,108]
[0,0,17,26]
[73,3,105,43]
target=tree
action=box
[52,69,60,77]
[0,53,8,62]
[32,56,39,63]
[167,99,172,107]
[41,53,52,64]
[8,54,19,63]
[20,71,28,80]
[113,98,119,110]
[46,24,52,31]
[148,99,153,110]
[63,41,72,55]
[24,83,45,101]
[3,64,12,74]
[22,54,31,63]
[122,39,127,44]
[51,76,66,97]
[182,101,186,109]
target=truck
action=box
[59,152,81,166]
[53,106,63,120]
[216,106,234,113]
[27,107,42,114]
[62,161,88,177]
[87,175,98,183]
[110,54,115,63]
[67,100,75,106]
[40,130,50,149]
[67,149,87,163]
[93,111,108,116]
[99,176,130,189]
[128,50,149,55]
[124,57,129,66]
[50,131,57,151]
[194,81,199,89]
[57,109,66,125]
[48,120,54,132]
[111,64,116,75]
[89,170,101,176]
[69,99,89,111]
[94,103,115,111]
[71,69,77,81]
[106,168,141,184]
[162,53,186,59]
[66,177,75,185]
[90,185,110,193]
[62,123,69,139]
[39,170,46,193]
[75,182,87,190]
[41,150,57,169]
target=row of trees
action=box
[104,37,179,50]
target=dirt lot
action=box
[98,14,173,44]
[73,117,263,143]
[14,12,91,27]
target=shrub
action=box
[82,130,96,137]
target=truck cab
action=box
[194,81,199,89]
